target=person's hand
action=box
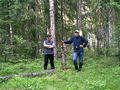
[61,40,64,43]
[49,45,54,48]
[45,46,50,48]
[80,45,83,48]
[60,40,64,47]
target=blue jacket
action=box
[64,36,88,52]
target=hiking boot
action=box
[75,65,78,70]
[51,67,55,70]
[78,67,82,72]
[79,63,83,68]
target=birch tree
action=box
[49,0,57,59]
[78,0,83,36]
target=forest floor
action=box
[0,51,120,90]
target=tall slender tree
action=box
[35,0,40,57]
[78,0,83,36]
[49,0,57,59]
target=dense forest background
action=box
[0,0,120,89]
[0,0,120,61]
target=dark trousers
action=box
[44,54,54,70]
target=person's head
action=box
[74,30,79,37]
[46,34,52,41]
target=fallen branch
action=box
[0,69,54,80]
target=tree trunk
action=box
[60,0,66,67]
[49,0,58,59]
[76,18,79,29]
[9,24,13,56]
[96,29,100,53]
[0,70,54,80]
[106,6,112,55]
[60,41,66,70]
[78,0,83,36]
[61,0,64,40]
[118,41,120,58]
[35,0,41,57]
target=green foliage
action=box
[0,0,47,59]
[0,53,120,90]
[110,1,120,9]
[0,0,119,62]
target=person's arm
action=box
[64,37,73,44]
[81,36,88,47]
[43,41,55,48]
[44,41,50,48]
[49,41,55,48]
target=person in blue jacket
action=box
[63,30,88,71]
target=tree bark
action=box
[78,0,83,36]
[35,0,41,57]
[35,0,39,57]
[106,6,112,55]
[60,0,66,67]
[0,70,54,80]
[9,23,13,57]
[49,0,58,59]
[60,41,66,69]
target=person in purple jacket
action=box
[63,30,88,71]
[43,34,55,70]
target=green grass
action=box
[0,53,120,90]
